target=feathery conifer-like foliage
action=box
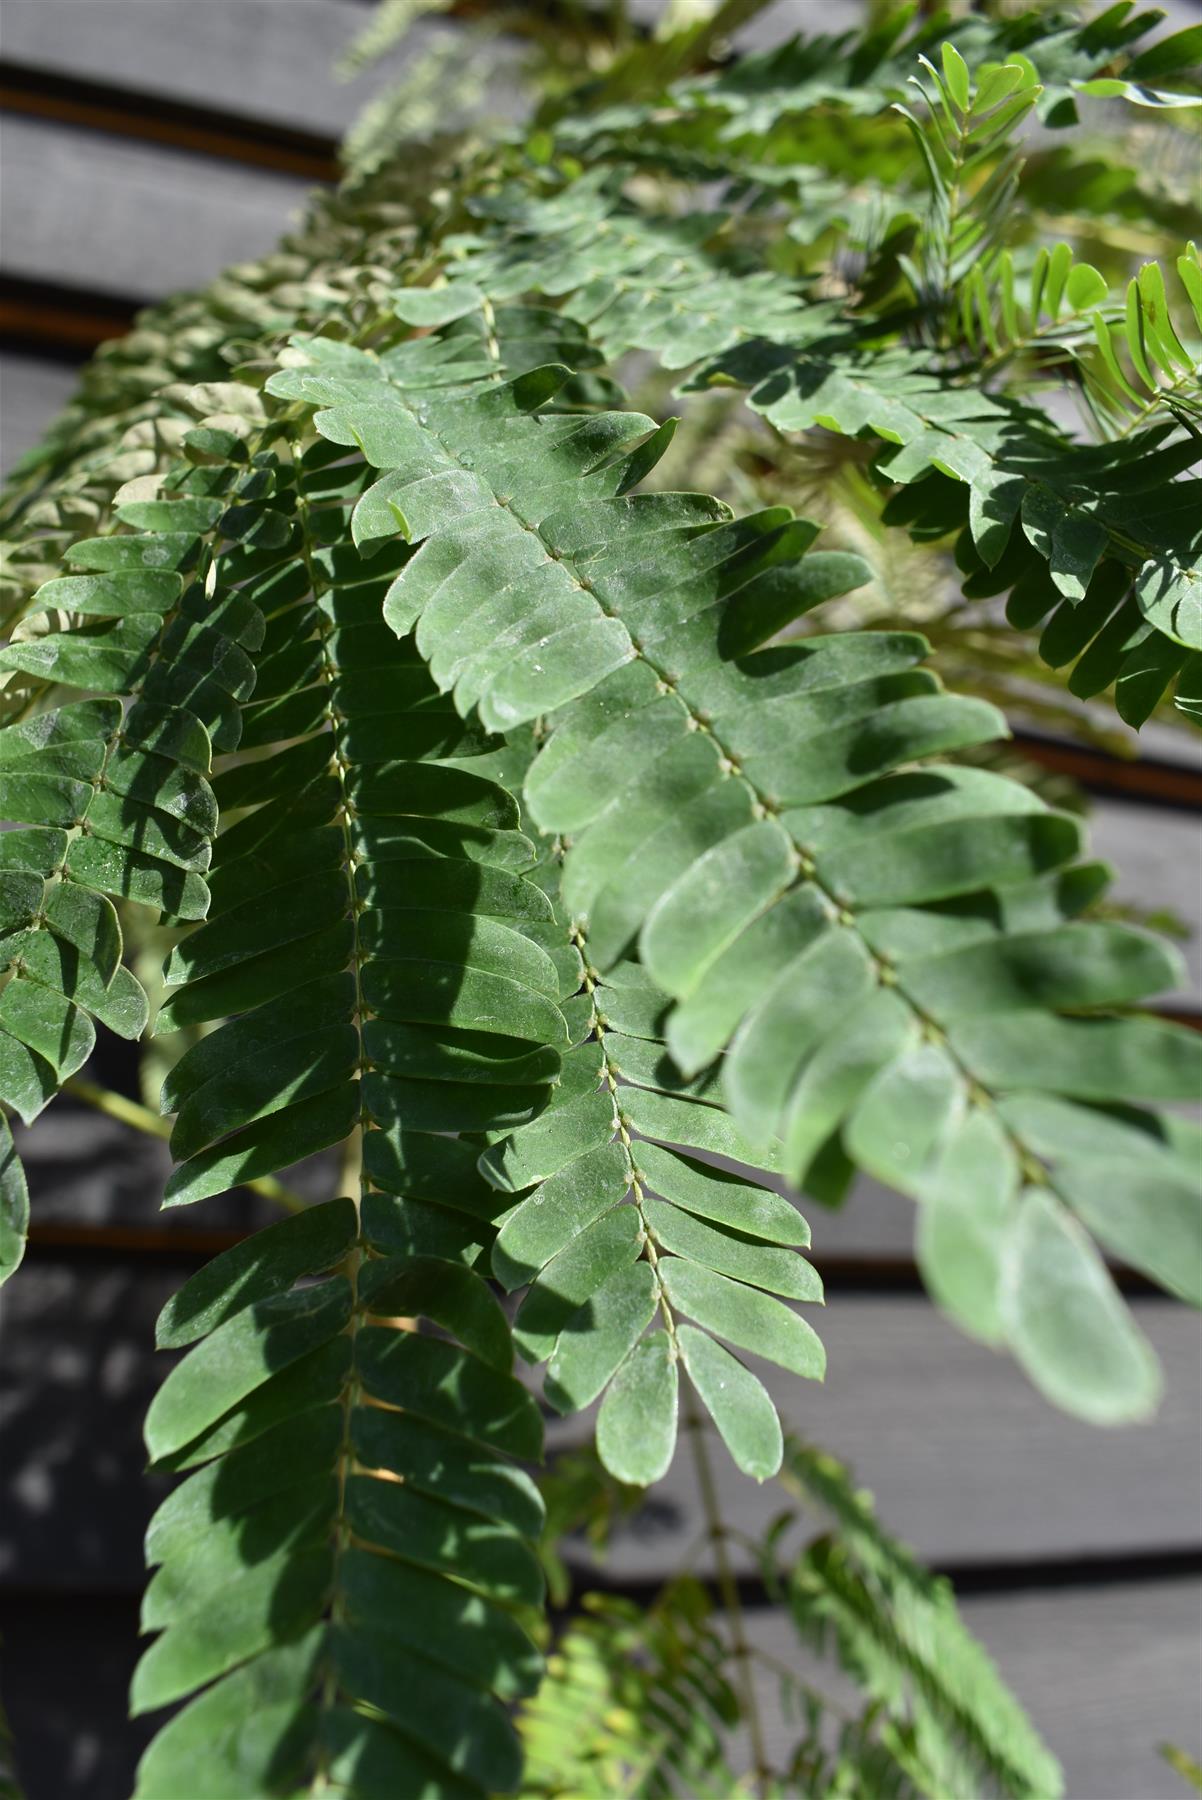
[1,1,1199,1792]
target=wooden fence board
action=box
[0,353,81,474]
[2,2,404,138]
[1,116,314,300]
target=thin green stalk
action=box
[65,1076,307,1214]
[684,1383,774,1797]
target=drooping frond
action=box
[692,331,1201,723]
[127,420,550,1795]
[0,464,269,1275]
[517,1437,1061,1799]
[335,0,452,78]
[261,315,1198,1433]
[1085,246,1202,433]
[779,1440,1064,1800]
[445,172,819,371]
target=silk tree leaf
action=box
[0,1030,56,1124]
[0,613,160,689]
[364,1018,562,1089]
[901,923,1183,1018]
[639,819,798,997]
[5,930,148,1038]
[512,1205,643,1364]
[338,1548,542,1699]
[1054,1159,1202,1307]
[480,1089,617,1191]
[915,1108,1018,1346]
[155,920,354,1034]
[331,1622,523,1793]
[320,1709,483,1800]
[633,1142,810,1246]
[361,1256,514,1371]
[644,1198,821,1300]
[818,812,1082,907]
[492,1140,631,1289]
[161,975,356,1114]
[844,1042,964,1196]
[170,1025,360,1159]
[129,1632,323,1800]
[156,1338,353,1474]
[781,988,916,1185]
[64,834,210,918]
[545,1260,659,1413]
[596,1329,679,1485]
[659,1259,825,1380]
[145,1278,354,1462]
[344,1478,543,1605]
[0,698,120,760]
[678,1324,783,1481]
[163,873,348,986]
[156,1199,359,1349]
[0,831,65,878]
[146,1410,344,1566]
[0,1117,29,1288]
[163,1082,360,1209]
[620,1086,782,1171]
[42,882,122,983]
[662,885,830,1076]
[29,569,182,617]
[999,1188,1162,1424]
[0,975,94,1079]
[362,957,569,1045]
[350,1410,544,1542]
[0,874,52,943]
[950,1013,1201,1101]
[724,928,875,1153]
[355,1327,543,1460]
[131,1545,333,1714]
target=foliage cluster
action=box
[1,2,1199,1794]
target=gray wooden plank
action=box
[0,115,313,299]
[2,1,422,138]
[746,1579,1202,1800]
[7,0,1194,121]
[2,1,527,141]
[549,1296,1202,1574]
[1089,795,1202,1003]
[0,354,81,478]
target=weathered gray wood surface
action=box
[0,0,862,133]
[2,1,451,136]
[1,116,315,300]
[7,0,1192,120]
[0,354,80,472]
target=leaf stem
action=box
[683,1382,774,1796]
[64,1076,307,1213]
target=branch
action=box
[64,1077,307,1214]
